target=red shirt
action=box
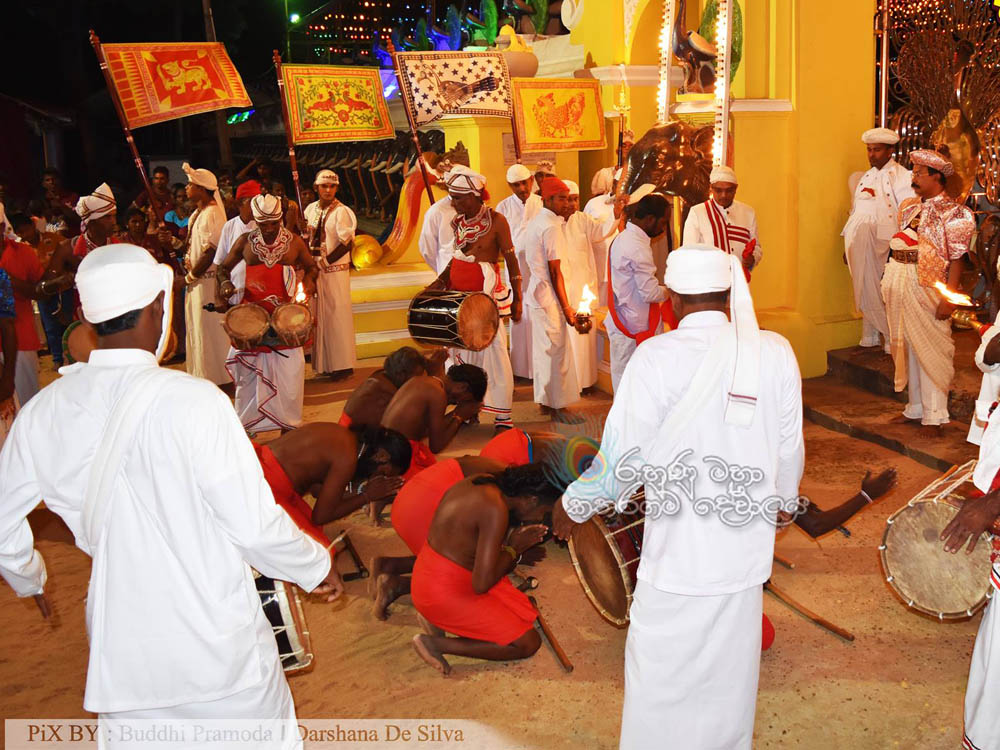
[0,239,44,351]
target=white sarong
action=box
[509,246,533,379]
[450,323,513,426]
[621,580,762,750]
[226,347,305,433]
[312,263,355,373]
[185,273,232,385]
[844,219,891,344]
[528,303,580,409]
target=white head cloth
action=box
[710,166,738,185]
[628,183,657,205]
[591,168,613,196]
[910,148,955,177]
[506,164,532,183]
[446,169,487,196]
[75,183,117,228]
[251,194,283,222]
[862,127,900,145]
[535,160,555,175]
[183,162,226,214]
[314,169,339,186]
[76,243,175,361]
[564,180,580,196]
[665,243,761,427]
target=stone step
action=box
[802,375,977,472]
[826,328,983,424]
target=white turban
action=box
[75,183,117,228]
[862,127,900,145]
[665,243,760,427]
[506,164,532,183]
[710,166,738,185]
[591,167,614,196]
[251,194,283,222]
[76,243,175,362]
[446,169,487,196]
[183,162,226,215]
[314,169,339,186]
[564,180,580,196]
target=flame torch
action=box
[934,282,988,334]
[574,285,597,334]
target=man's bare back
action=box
[343,371,396,427]
[381,375,446,441]
[426,477,508,572]
[268,422,355,495]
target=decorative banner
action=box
[395,50,512,126]
[511,78,606,153]
[102,42,251,129]
[280,64,394,143]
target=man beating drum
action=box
[217,194,318,434]
[423,169,522,432]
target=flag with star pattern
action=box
[395,51,512,126]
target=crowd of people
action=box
[0,123,998,750]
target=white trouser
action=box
[620,580,762,750]
[14,350,39,406]
[607,326,637,394]
[965,584,1000,750]
[185,275,232,385]
[845,221,890,344]
[902,344,950,426]
[312,265,355,373]
[528,303,580,409]
[450,323,514,425]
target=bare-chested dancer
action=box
[339,346,447,428]
[425,169,521,431]
[410,463,564,674]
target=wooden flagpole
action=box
[509,109,523,164]
[387,41,437,206]
[89,30,163,220]
[273,50,305,214]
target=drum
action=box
[568,503,645,627]
[271,302,313,347]
[407,289,499,352]
[254,572,314,674]
[223,303,270,351]
[63,321,97,364]
[880,460,999,620]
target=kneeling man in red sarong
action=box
[410,463,564,675]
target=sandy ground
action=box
[0,359,983,748]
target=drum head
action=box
[225,303,270,336]
[63,321,97,365]
[272,302,312,333]
[569,516,632,626]
[457,293,499,351]
[882,500,992,619]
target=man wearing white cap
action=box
[72,183,119,259]
[584,166,624,306]
[842,127,915,349]
[0,243,341,747]
[561,180,618,389]
[605,186,669,392]
[304,169,357,379]
[426,168,521,430]
[417,165,468,275]
[521,176,581,421]
[881,148,974,433]
[683,166,762,273]
[0,204,45,405]
[182,163,232,387]
[218,194,319,433]
[553,244,804,750]
[496,163,542,380]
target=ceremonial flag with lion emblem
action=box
[512,78,606,153]
[101,42,251,129]
[394,51,512,126]
[280,64,394,144]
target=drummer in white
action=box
[554,244,804,750]
[0,243,341,748]
[304,169,356,380]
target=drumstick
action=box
[773,552,795,570]
[764,581,855,642]
[33,593,52,620]
[528,595,574,673]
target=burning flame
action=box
[933,282,974,307]
[576,285,597,315]
[294,282,307,304]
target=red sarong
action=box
[338,412,353,427]
[479,428,531,466]
[253,442,331,551]
[762,613,775,651]
[449,257,486,291]
[391,459,464,554]
[411,544,537,645]
[404,439,438,481]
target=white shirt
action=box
[417,197,457,274]
[213,214,256,266]
[683,199,763,265]
[583,194,618,283]
[562,211,606,305]
[522,207,567,310]
[843,158,915,241]
[304,200,357,258]
[496,192,542,247]
[606,222,667,335]
[184,204,226,268]
[0,349,330,712]
[564,311,804,595]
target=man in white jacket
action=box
[0,244,341,748]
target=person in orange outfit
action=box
[410,463,565,675]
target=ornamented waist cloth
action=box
[449,254,512,316]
